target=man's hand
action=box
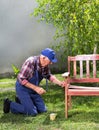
[50,75,66,88]
[59,81,66,88]
[25,82,46,95]
[34,87,46,95]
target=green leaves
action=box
[34,0,99,56]
[11,64,20,78]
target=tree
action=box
[33,0,99,56]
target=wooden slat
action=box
[69,85,99,89]
[86,60,90,78]
[70,78,99,83]
[73,61,76,78]
[68,89,99,96]
[93,60,96,78]
[69,54,99,61]
[80,60,83,78]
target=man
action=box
[3,48,65,116]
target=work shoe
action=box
[15,96,21,104]
[3,98,11,113]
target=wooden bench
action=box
[62,54,99,118]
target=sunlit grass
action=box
[0,75,99,130]
[0,78,15,82]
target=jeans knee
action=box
[37,106,47,113]
[25,107,38,116]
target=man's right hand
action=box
[25,82,46,95]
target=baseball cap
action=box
[41,48,57,63]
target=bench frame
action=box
[62,54,99,118]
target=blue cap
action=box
[41,48,57,63]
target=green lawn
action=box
[0,75,99,130]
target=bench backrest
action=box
[68,54,99,83]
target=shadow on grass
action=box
[0,113,34,124]
[69,110,99,123]
[42,110,99,126]
[0,91,34,124]
[0,85,99,125]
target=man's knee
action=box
[25,106,38,116]
[37,106,47,113]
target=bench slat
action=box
[70,78,99,83]
[70,85,99,89]
[68,89,99,96]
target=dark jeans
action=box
[10,81,47,115]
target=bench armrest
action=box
[62,72,70,78]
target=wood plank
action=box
[68,89,99,96]
[73,61,76,77]
[70,78,99,83]
[86,60,90,78]
[69,54,99,61]
[80,60,83,78]
[69,85,99,89]
[93,60,96,78]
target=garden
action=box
[0,75,99,130]
[0,0,99,130]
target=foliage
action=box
[33,0,99,56]
[11,64,20,78]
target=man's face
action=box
[41,56,52,67]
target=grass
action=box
[0,78,15,88]
[0,75,99,130]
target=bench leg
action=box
[65,93,68,118]
[68,95,72,109]
[65,84,70,118]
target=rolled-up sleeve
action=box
[17,58,34,85]
[21,79,28,85]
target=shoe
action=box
[15,96,21,104]
[3,98,11,113]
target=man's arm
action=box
[24,82,46,95]
[17,57,46,95]
[49,75,66,87]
